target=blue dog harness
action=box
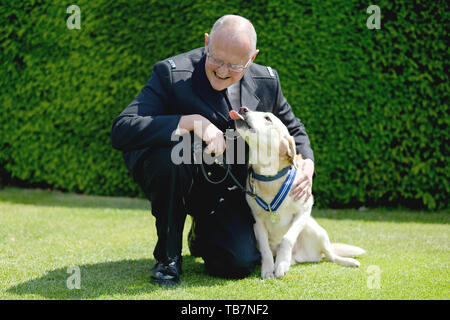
[248,166,297,213]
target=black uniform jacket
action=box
[111,47,313,174]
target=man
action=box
[111,15,314,286]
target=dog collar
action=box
[248,166,296,213]
[250,166,291,182]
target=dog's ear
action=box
[280,135,297,166]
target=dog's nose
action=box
[239,107,249,115]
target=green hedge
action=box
[1,0,448,210]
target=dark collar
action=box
[248,165,297,213]
[240,68,260,111]
[250,166,292,182]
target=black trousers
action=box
[133,147,260,279]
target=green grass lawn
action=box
[0,187,448,300]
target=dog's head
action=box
[230,107,296,175]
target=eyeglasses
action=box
[206,47,252,73]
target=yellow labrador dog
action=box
[230,108,365,279]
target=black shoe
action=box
[151,257,182,286]
[188,219,202,257]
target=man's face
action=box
[204,32,258,91]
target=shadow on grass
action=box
[7,255,240,299]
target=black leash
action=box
[195,143,253,196]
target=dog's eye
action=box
[264,115,272,123]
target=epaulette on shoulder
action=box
[250,62,277,79]
[167,59,176,70]
[165,55,196,72]
[164,48,204,72]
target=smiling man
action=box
[204,19,258,91]
[111,15,314,286]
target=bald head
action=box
[204,15,259,91]
[209,15,257,54]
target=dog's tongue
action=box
[229,110,244,121]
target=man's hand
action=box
[178,114,226,155]
[199,120,226,155]
[290,158,314,203]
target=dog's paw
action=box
[261,261,275,279]
[274,261,290,278]
[261,271,275,279]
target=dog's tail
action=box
[331,243,366,257]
